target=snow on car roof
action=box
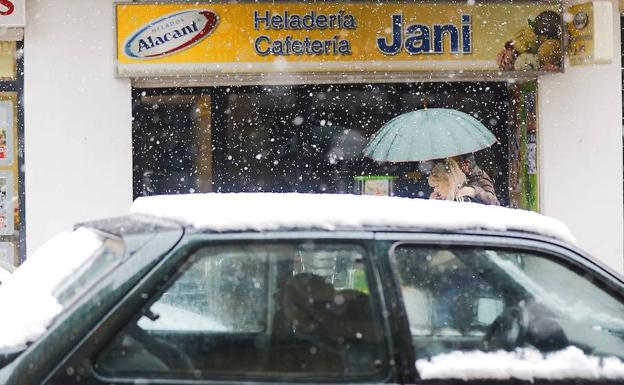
[131,193,575,244]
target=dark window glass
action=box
[132,83,510,206]
[95,243,387,381]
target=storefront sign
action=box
[0,0,24,28]
[125,9,219,59]
[116,2,564,76]
[567,1,613,66]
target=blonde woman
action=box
[428,158,482,203]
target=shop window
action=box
[132,82,540,210]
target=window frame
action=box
[379,232,624,383]
[47,233,397,385]
[0,40,25,264]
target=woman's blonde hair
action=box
[428,158,467,200]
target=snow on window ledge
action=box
[415,347,624,381]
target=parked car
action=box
[0,193,623,385]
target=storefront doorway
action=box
[133,82,522,207]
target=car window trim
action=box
[383,234,624,383]
[186,230,377,240]
[379,232,624,296]
[87,236,396,385]
[374,239,418,384]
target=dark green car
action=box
[0,194,623,385]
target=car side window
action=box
[393,246,624,362]
[95,243,387,381]
[138,250,268,334]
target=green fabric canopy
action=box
[363,108,497,162]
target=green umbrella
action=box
[363,108,497,162]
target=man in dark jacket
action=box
[456,154,500,206]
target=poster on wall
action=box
[354,176,396,196]
[525,91,538,176]
[508,81,539,212]
[0,241,13,265]
[567,1,613,66]
[0,100,13,166]
[0,171,14,235]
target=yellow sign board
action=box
[567,1,613,66]
[116,2,563,76]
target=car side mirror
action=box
[0,346,24,369]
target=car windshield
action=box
[393,245,624,380]
[0,228,124,352]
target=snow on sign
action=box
[124,9,219,59]
[0,0,24,28]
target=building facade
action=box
[22,0,624,272]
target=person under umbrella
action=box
[362,108,501,204]
[456,154,500,206]
[428,158,489,204]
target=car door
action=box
[43,235,402,385]
[382,233,624,385]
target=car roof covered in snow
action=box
[130,193,576,244]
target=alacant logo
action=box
[124,9,219,59]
